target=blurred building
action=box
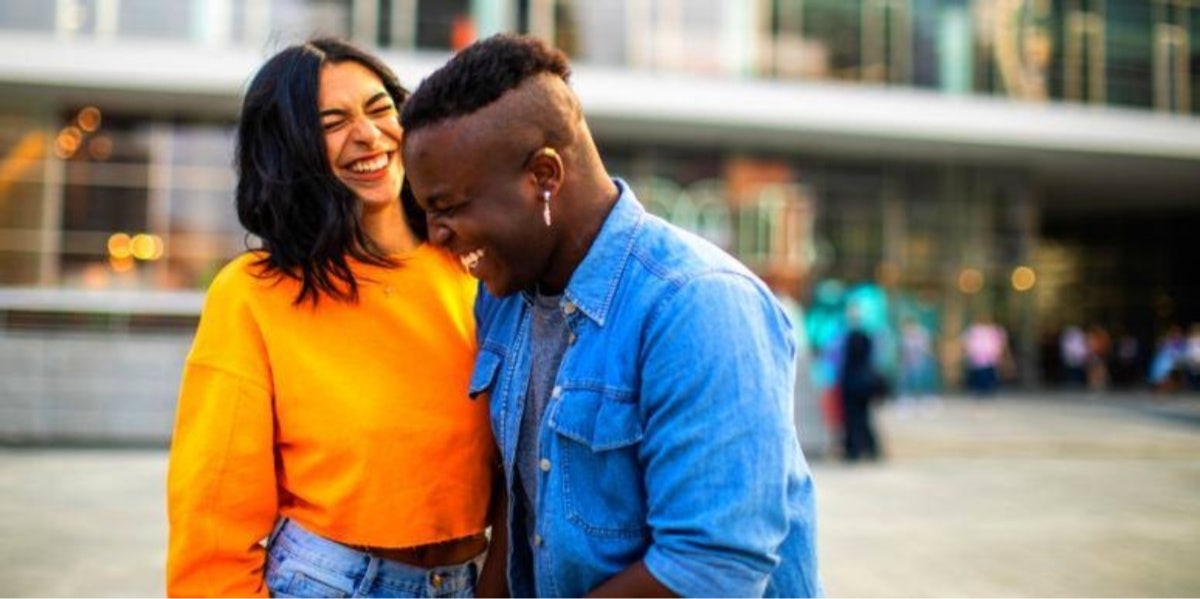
[1,0,1199,443]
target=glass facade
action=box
[520,0,1197,114]
[0,108,241,292]
[1,0,1197,391]
[595,142,1038,386]
[0,0,1192,111]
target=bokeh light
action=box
[957,268,984,294]
[1011,266,1037,292]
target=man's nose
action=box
[426,215,452,246]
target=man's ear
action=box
[528,147,564,196]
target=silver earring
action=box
[542,190,552,227]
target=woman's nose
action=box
[350,116,382,143]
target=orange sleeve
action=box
[167,262,277,597]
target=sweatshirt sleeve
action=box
[167,263,278,597]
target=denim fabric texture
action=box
[470,179,823,598]
[265,519,478,598]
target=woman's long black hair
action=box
[235,37,427,305]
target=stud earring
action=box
[542,189,552,227]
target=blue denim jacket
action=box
[470,180,822,598]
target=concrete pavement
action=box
[816,392,1200,597]
[1,392,1198,597]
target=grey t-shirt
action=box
[515,291,571,568]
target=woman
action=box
[167,39,496,598]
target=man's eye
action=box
[322,120,345,131]
[433,203,463,218]
[372,105,395,116]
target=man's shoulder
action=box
[628,213,755,287]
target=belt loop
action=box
[354,555,381,597]
[265,516,289,549]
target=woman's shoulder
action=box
[204,251,286,303]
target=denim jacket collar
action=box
[521,178,643,328]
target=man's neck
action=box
[536,177,619,295]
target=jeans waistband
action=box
[268,518,479,597]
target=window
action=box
[116,0,193,40]
[0,108,242,291]
[1107,0,1153,108]
[0,1,56,32]
[794,0,864,81]
[414,0,471,50]
[0,115,49,285]
[522,0,627,66]
[268,0,352,43]
[1153,0,1193,113]
[1062,0,1107,104]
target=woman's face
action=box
[318,60,403,208]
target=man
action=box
[401,34,822,598]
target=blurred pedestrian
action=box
[839,309,884,461]
[1086,324,1112,391]
[961,313,1009,397]
[1110,326,1143,387]
[167,39,496,597]
[898,315,938,409]
[1060,325,1089,387]
[1185,324,1200,390]
[401,34,822,597]
[1149,324,1186,392]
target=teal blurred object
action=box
[806,280,899,391]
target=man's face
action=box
[402,117,554,297]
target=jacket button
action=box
[534,534,543,547]
[563,302,577,315]
[539,458,551,472]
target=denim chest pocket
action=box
[469,347,504,397]
[546,388,649,537]
[470,347,505,440]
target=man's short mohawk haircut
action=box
[401,33,571,132]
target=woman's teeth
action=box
[350,154,388,173]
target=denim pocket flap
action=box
[549,389,643,451]
[469,348,503,398]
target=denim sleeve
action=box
[638,273,800,598]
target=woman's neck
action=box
[361,201,418,255]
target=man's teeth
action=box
[460,249,485,271]
[350,154,388,173]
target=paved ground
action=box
[1,392,1198,597]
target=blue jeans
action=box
[265,519,479,598]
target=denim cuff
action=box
[643,545,767,598]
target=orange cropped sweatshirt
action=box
[166,245,495,597]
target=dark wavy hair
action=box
[235,37,426,305]
[401,33,571,133]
